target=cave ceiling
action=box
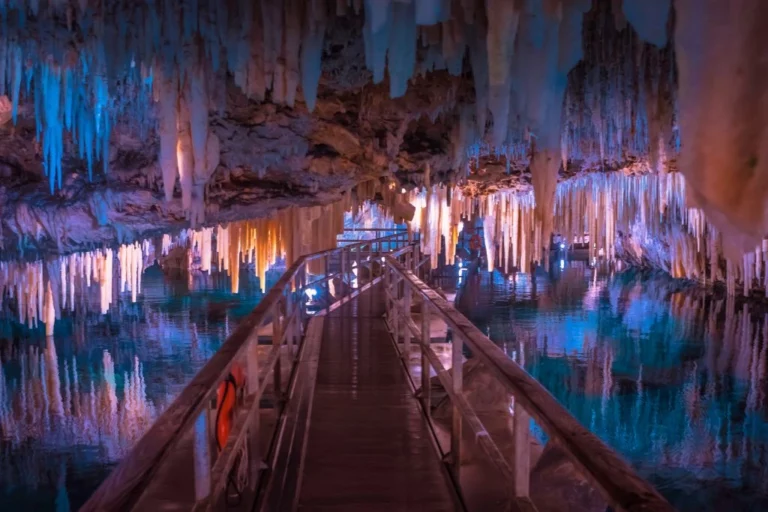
[0,0,762,256]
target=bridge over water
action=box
[81,231,673,512]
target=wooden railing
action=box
[382,256,675,512]
[81,230,411,512]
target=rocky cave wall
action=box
[0,0,682,257]
[0,0,764,279]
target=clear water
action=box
[0,265,275,510]
[459,259,768,512]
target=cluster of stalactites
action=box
[403,0,666,260]
[0,0,686,245]
[0,0,332,206]
[554,172,689,263]
[446,0,677,178]
[552,171,768,297]
[185,198,349,292]
[478,190,536,273]
[408,184,470,269]
[473,172,686,277]
[155,64,220,226]
[562,0,677,174]
[0,196,362,335]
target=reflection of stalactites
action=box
[101,349,119,460]
[0,361,10,443]
[45,335,64,422]
[55,460,70,512]
[601,348,613,419]
[120,356,155,449]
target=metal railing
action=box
[382,255,674,512]
[81,230,412,512]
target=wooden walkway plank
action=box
[296,286,460,511]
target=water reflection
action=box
[460,261,768,512]
[0,268,265,509]
[0,199,397,509]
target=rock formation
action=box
[0,0,764,279]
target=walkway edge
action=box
[258,316,325,512]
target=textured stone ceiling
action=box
[0,0,763,259]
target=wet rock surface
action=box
[0,3,675,257]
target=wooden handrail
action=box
[343,227,407,232]
[384,256,674,512]
[81,232,407,512]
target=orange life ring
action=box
[469,234,482,251]
[215,362,245,451]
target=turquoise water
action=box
[459,260,768,512]
[0,265,273,510]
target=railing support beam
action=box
[421,302,431,414]
[513,398,531,499]
[273,299,284,406]
[451,333,463,478]
[402,283,411,362]
[193,411,211,502]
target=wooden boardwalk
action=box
[295,285,460,511]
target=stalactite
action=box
[301,0,327,112]
[675,0,768,255]
[2,0,766,278]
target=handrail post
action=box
[451,333,463,478]
[413,242,420,277]
[193,410,211,502]
[405,243,411,271]
[393,272,400,348]
[341,245,347,285]
[300,264,308,333]
[273,298,284,406]
[247,331,260,394]
[286,291,296,358]
[402,280,411,362]
[384,261,391,322]
[513,398,531,499]
[355,245,361,288]
[421,300,431,414]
